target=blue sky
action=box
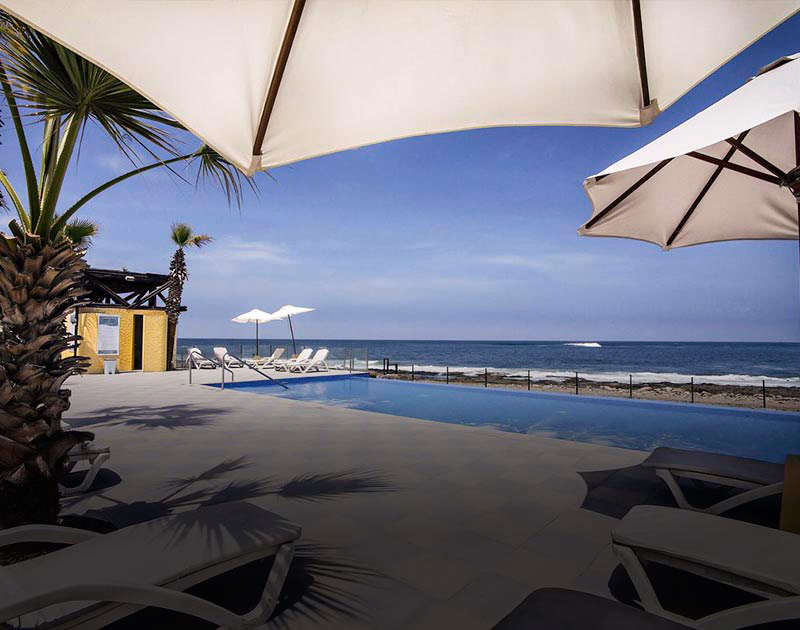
[4,15,800,342]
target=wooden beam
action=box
[129,281,172,310]
[88,278,129,306]
[252,0,306,157]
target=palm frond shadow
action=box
[276,469,398,502]
[70,459,394,626]
[64,404,230,431]
[270,542,385,627]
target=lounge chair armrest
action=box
[0,524,101,547]
[0,581,242,629]
[697,595,800,630]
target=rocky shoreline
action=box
[369,370,800,412]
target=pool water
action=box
[218,375,800,462]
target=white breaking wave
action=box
[564,342,602,348]
[356,360,800,388]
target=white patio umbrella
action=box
[231,308,281,358]
[579,54,800,252]
[3,1,797,174]
[271,305,314,355]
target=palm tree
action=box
[63,219,99,251]
[165,223,212,369]
[0,15,257,526]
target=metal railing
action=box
[375,360,791,410]
[220,352,289,390]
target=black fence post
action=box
[446,366,449,384]
[629,374,633,398]
[691,377,694,403]
[485,368,488,388]
[412,365,415,381]
[763,380,767,408]
[575,372,579,395]
[239,343,243,358]
[527,369,531,391]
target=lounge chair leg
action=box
[612,545,668,617]
[655,469,696,511]
[60,452,111,496]
[241,541,295,626]
[695,595,800,630]
[706,481,784,515]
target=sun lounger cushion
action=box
[492,588,691,629]
[613,506,800,595]
[642,447,784,486]
[1,501,300,628]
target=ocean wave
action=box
[564,342,602,348]
[359,361,800,387]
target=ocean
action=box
[178,339,800,387]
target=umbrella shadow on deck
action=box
[64,403,231,431]
[67,458,396,627]
[577,464,676,520]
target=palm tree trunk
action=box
[0,234,94,526]
[164,248,186,370]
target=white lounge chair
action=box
[213,347,244,368]
[185,347,216,369]
[0,501,301,630]
[245,347,285,369]
[642,447,785,514]
[274,348,313,372]
[60,441,111,496]
[291,348,330,373]
[493,587,692,629]
[612,505,800,629]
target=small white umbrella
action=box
[231,308,280,357]
[271,305,314,355]
[4,1,797,174]
[579,54,800,252]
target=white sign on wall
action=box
[97,315,120,356]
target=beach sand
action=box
[370,370,800,412]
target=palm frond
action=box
[192,145,259,208]
[189,233,213,248]
[0,16,182,162]
[62,217,98,249]
[170,222,213,249]
[169,222,193,248]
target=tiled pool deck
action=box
[63,368,654,629]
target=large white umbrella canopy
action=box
[271,305,314,354]
[231,308,281,357]
[3,1,797,175]
[579,54,800,249]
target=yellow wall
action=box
[67,307,168,373]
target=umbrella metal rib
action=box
[685,151,782,185]
[252,0,307,157]
[631,0,651,109]
[725,137,788,179]
[583,159,672,230]
[666,131,749,247]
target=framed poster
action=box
[97,315,120,356]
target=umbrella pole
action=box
[288,315,296,355]
[256,321,259,357]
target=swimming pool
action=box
[217,375,800,462]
